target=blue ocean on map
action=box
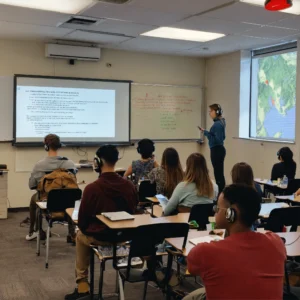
[263,97,295,140]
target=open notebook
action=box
[101,211,135,221]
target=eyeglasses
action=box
[213,205,228,213]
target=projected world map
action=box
[255,51,297,140]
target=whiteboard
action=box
[131,84,203,140]
[0,76,14,141]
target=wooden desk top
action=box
[166,231,300,257]
[97,213,190,230]
[66,208,78,224]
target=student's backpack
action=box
[37,168,78,200]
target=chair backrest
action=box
[265,207,300,232]
[125,223,189,277]
[138,181,156,203]
[47,188,82,212]
[286,179,300,195]
[188,203,214,230]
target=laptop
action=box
[101,211,135,221]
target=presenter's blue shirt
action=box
[204,118,226,149]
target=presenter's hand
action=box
[197,126,205,132]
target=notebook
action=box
[72,200,81,221]
[189,235,223,246]
[101,211,135,221]
[156,194,169,209]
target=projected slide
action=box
[17,86,115,138]
[14,76,131,145]
[251,51,297,141]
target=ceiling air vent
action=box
[66,17,98,26]
[98,0,132,4]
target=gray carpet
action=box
[0,211,197,300]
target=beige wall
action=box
[203,50,300,184]
[0,39,205,208]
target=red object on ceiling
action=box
[265,0,293,11]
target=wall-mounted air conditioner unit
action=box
[45,44,101,61]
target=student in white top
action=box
[163,153,218,216]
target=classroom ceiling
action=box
[1,0,300,57]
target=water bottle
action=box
[282,175,288,189]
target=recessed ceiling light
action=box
[240,0,300,14]
[141,27,225,42]
[0,0,95,14]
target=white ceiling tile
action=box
[174,16,261,35]
[0,4,70,27]
[80,2,188,26]
[242,26,298,39]
[91,19,156,36]
[118,36,203,52]
[130,0,234,15]
[64,30,132,44]
[0,21,73,40]
[269,16,300,30]
[203,2,289,25]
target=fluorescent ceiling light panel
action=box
[141,27,225,42]
[0,0,95,14]
[240,0,300,14]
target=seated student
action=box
[231,162,263,198]
[184,184,286,300]
[65,145,138,300]
[26,134,76,241]
[271,147,296,181]
[163,153,218,216]
[148,147,184,198]
[124,138,159,182]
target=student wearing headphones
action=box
[199,104,226,193]
[271,147,296,181]
[26,134,76,241]
[184,184,286,300]
[65,145,138,300]
[124,138,159,182]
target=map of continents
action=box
[256,52,297,140]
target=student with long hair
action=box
[149,148,184,198]
[231,162,263,197]
[271,147,296,181]
[163,153,218,216]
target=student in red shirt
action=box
[184,184,286,300]
[65,145,138,300]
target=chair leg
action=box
[36,208,41,256]
[118,273,125,300]
[45,224,50,268]
[143,280,149,300]
[98,259,105,300]
[89,248,95,300]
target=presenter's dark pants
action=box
[210,145,226,194]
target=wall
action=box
[0,39,205,208]
[203,50,300,183]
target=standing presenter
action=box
[199,104,226,193]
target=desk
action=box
[97,213,190,230]
[166,231,300,257]
[255,179,286,189]
[259,202,289,218]
[65,208,78,224]
[146,197,159,204]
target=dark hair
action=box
[231,162,255,189]
[96,145,119,165]
[161,148,184,198]
[278,147,295,166]
[185,153,214,198]
[209,103,222,116]
[222,184,261,227]
[44,134,61,151]
[138,139,155,159]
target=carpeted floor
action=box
[0,211,197,300]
